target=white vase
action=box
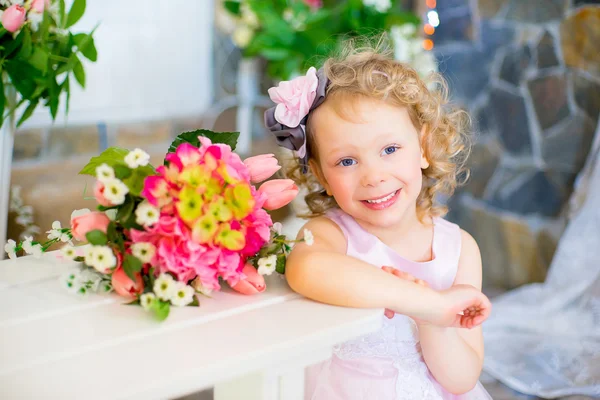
[0,77,16,258]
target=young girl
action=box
[264,38,493,399]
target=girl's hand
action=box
[382,266,428,319]
[435,284,492,329]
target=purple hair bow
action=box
[264,67,329,173]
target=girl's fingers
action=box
[384,308,395,319]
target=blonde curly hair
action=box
[285,35,472,222]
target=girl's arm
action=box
[417,230,486,394]
[286,217,489,327]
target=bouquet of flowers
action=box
[222,0,423,80]
[4,130,310,321]
[0,0,96,127]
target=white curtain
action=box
[482,121,600,398]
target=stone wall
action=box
[432,0,600,288]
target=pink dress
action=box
[305,208,492,400]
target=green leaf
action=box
[116,196,135,223]
[123,167,154,197]
[5,60,39,99]
[189,295,200,307]
[113,164,132,180]
[17,98,40,128]
[59,0,66,28]
[73,33,98,62]
[123,254,143,281]
[152,300,170,321]
[106,221,118,242]
[124,298,141,306]
[85,229,108,246]
[66,0,86,28]
[260,48,291,61]
[73,56,86,87]
[27,48,49,74]
[166,129,240,159]
[78,147,129,176]
[276,254,286,274]
[3,29,24,57]
[48,76,60,119]
[20,29,32,58]
[223,1,241,15]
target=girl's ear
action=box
[308,159,332,195]
[419,124,430,170]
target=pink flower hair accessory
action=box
[264,66,329,173]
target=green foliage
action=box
[225,0,420,80]
[166,129,240,162]
[0,1,98,127]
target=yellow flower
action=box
[208,197,233,222]
[176,186,204,224]
[224,183,255,220]
[192,214,219,244]
[214,224,246,251]
[179,165,210,188]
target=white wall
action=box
[22,0,215,128]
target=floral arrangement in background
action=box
[0,0,96,127]
[5,130,310,321]
[8,185,40,239]
[221,0,434,80]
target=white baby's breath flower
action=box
[91,246,117,273]
[135,201,160,226]
[28,10,43,31]
[240,3,259,28]
[61,245,78,261]
[131,242,156,264]
[364,0,391,13]
[71,208,91,220]
[154,274,175,301]
[272,222,283,235]
[102,178,129,205]
[191,277,213,296]
[124,148,150,169]
[257,255,277,276]
[170,282,195,307]
[96,164,115,183]
[84,246,97,267]
[140,293,156,311]
[63,271,81,293]
[46,221,63,240]
[4,239,17,260]
[303,229,314,246]
[22,236,33,253]
[29,243,43,258]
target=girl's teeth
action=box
[366,191,396,204]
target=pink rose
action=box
[228,263,266,295]
[94,181,115,207]
[70,210,111,242]
[111,267,144,299]
[303,0,323,9]
[243,153,281,184]
[258,179,299,211]
[268,66,318,128]
[31,0,50,13]
[1,5,26,33]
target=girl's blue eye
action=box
[339,159,356,167]
[383,146,398,155]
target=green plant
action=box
[0,0,97,127]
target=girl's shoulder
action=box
[299,212,348,254]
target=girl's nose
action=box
[360,161,388,187]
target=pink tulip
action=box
[94,181,115,207]
[1,5,26,33]
[258,179,299,210]
[31,0,50,13]
[228,263,266,295]
[303,0,323,9]
[111,267,144,299]
[71,211,111,242]
[243,154,281,184]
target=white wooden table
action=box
[0,253,382,400]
